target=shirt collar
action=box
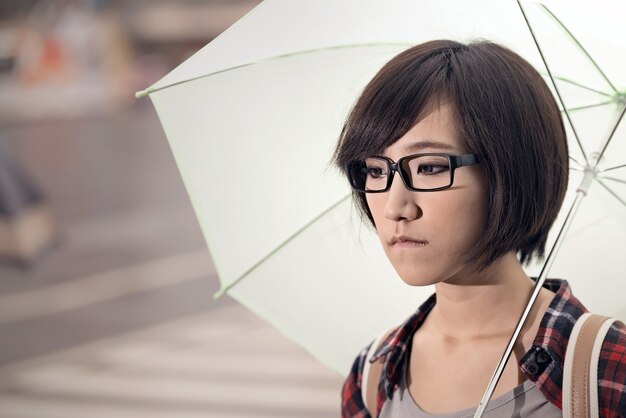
[368,278,586,394]
[528,278,586,366]
[370,292,435,363]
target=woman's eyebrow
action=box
[404,140,455,152]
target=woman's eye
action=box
[365,167,385,178]
[417,164,449,175]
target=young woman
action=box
[334,40,626,417]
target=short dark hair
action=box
[332,40,568,269]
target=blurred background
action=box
[0,1,343,417]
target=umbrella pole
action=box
[473,191,585,418]
[474,100,625,417]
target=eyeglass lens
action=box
[350,155,452,191]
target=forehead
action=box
[381,103,464,158]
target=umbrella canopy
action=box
[137,0,626,377]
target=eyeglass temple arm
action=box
[456,154,480,167]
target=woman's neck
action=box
[427,253,539,342]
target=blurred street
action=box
[0,107,343,417]
[0,2,344,416]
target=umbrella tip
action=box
[135,89,150,98]
[213,288,227,299]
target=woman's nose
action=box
[383,172,420,221]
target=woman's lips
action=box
[390,235,429,247]
[393,240,428,248]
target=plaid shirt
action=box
[341,279,626,417]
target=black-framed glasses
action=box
[346,153,480,193]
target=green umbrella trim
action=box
[538,2,619,94]
[135,42,414,98]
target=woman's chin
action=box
[395,269,443,287]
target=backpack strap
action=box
[361,327,396,416]
[563,313,616,418]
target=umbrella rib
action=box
[566,101,613,113]
[596,178,626,208]
[603,164,626,173]
[213,194,352,299]
[569,156,584,170]
[538,4,619,95]
[516,0,588,164]
[552,76,613,98]
[597,105,626,163]
[599,176,626,185]
[135,42,414,97]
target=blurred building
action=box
[0,0,261,124]
[0,0,262,263]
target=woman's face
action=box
[365,103,488,286]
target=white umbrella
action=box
[136,0,626,386]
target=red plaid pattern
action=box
[341,279,626,417]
